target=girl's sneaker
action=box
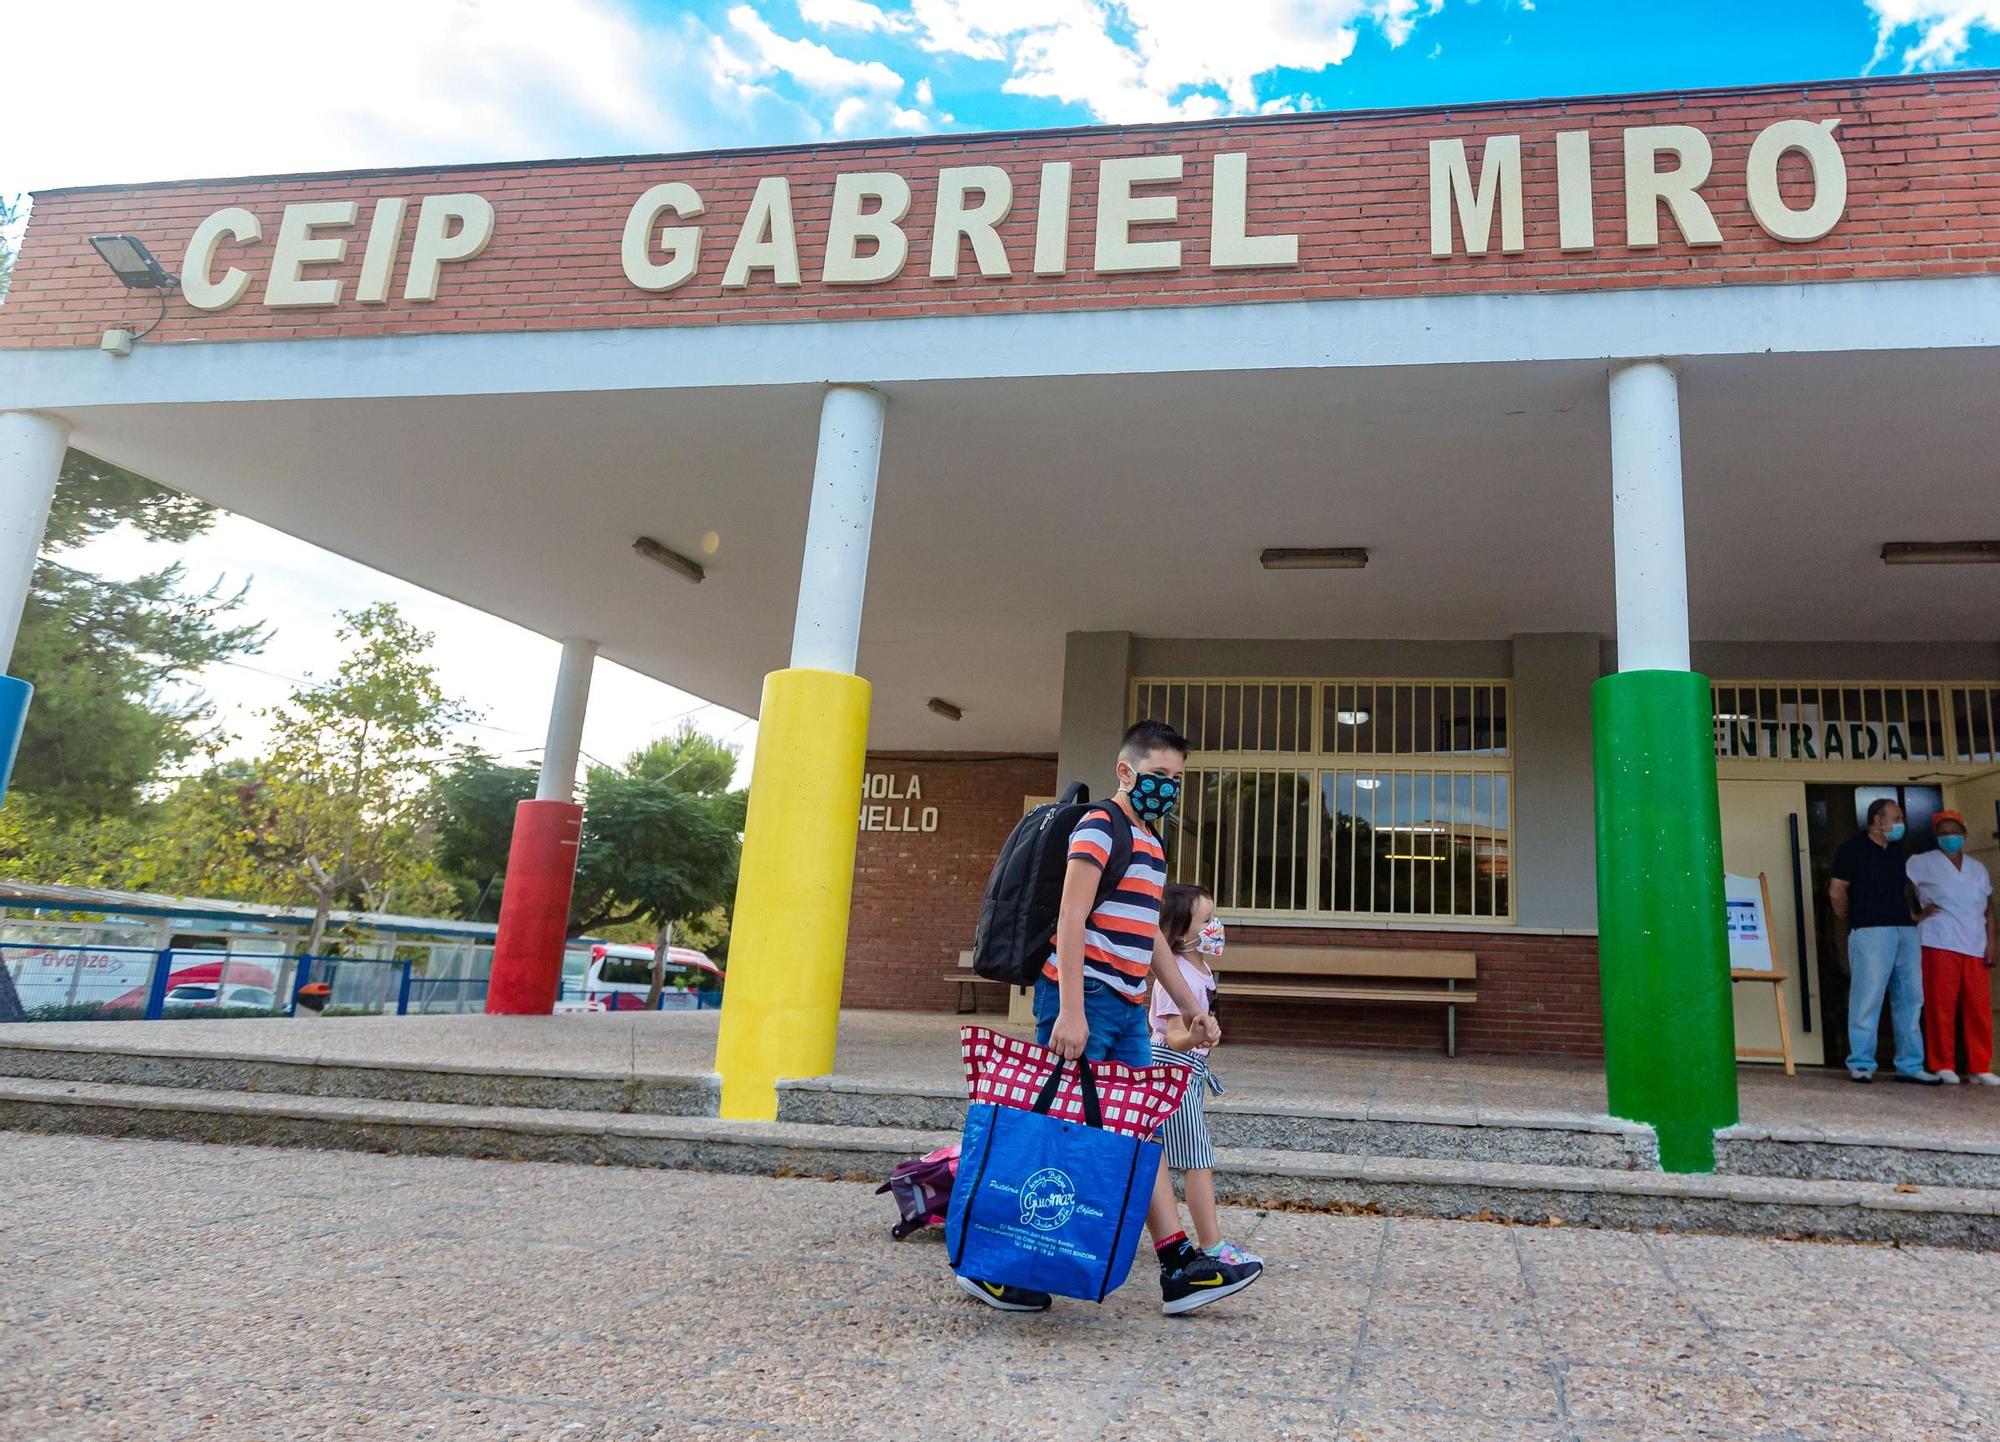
[1208,1241,1263,1266]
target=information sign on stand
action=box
[1725,872,1795,1075]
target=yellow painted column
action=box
[716,668,871,1118]
[715,383,886,1120]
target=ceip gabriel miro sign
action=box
[173,117,1851,312]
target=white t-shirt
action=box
[1150,951,1216,1057]
[1908,850,1993,958]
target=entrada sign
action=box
[175,117,1850,313]
[1714,718,1914,763]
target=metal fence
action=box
[0,942,719,1021]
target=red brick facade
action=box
[841,752,1606,1057]
[4,74,1997,348]
[1222,925,1603,1059]
[842,753,1056,1012]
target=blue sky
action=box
[8,0,2000,775]
[664,0,2000,151]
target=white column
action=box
[535,636,597,801]
[0,411,70,670]
[789,385,886,674]
[1607,360,1691,673]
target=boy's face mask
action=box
[1125,768,1181,822]
[1194,919,1225,956]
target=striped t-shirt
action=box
[1040,805,1167,1005]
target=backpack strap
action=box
[1087,801,1136,908]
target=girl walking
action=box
[1151,882,1260,1266]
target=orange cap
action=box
[1934,809,1967,828]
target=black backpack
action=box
[970,783,1134,986]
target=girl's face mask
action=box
[1194,918,1225,956]
[1940,834,1967,856]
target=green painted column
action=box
[1592,669,1738,1172]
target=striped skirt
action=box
[1151,1043,1223,1171]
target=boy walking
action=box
[957,720,1263,1316]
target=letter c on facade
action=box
[182,208,263,311]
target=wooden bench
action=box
[941,950,1014,1014]
[1210,944,1479,1056]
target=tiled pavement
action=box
[15,1009,2000,1147]
[3,1131,1996,1441]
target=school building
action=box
[2,71,1997,1170]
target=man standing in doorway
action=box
[1830,798,1941,1084]
[1910,809,1998,1085]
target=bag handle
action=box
[1032,1058,1104,1130]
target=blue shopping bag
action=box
[946,1060,1160,1302]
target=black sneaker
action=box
[955,1274,1052,1312]
[1160,1251,1262,1316]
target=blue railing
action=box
[0,942,721,1021]
[0,943,295,1021]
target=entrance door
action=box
[1804,782,1944,1067]
[1718,780,1823,1067]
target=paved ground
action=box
[14,1010,2000,1146]
[3,1131,1997,1442]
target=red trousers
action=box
[1922,946,1995,1076]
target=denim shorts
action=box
[1032,973,1154,1067]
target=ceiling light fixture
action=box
[926,697,963,721]
[1880,541,2000,566]
[1336,710,1371,726]
[1261,547,1368,571]
[89,234,177,290]
[632,536,705,583]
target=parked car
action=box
[164,983,277,1010]
[553,944,722,1013]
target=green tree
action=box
[238,603,471,954]
[569,725,745,1002]
[0,194,22,299]
[431,754,539,920]
[11,451,263,815]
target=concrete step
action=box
[1717,1122,2000,1190]
[777,1077,1662,1171]
[5,1076,1998,1248]
[0,1038,718,1116]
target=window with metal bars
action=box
[1710,683,1950,764]
[1132,679,1513,922]
[1950,686,2000,764]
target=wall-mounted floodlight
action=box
[1260,547,1369,570]
[1880,541,2000,566]
[89,234,177,290]
[633,536,705,583]
[926,697,964,721]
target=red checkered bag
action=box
[960,1026,1190,1139]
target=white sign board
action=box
[1724,873,1776,973]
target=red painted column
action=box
[484,798,585,1015]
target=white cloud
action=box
[908,0,1449,123]
[916,77,936,105]
[1866,0,2000,69]
[4,0,692,192]
[800,0,905,31]
[720,5,906,93]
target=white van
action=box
[554,943,723,1013]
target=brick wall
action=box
[1222,925,1603,1059]
[842,752,1056,1012]
[5,73,1997,348]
